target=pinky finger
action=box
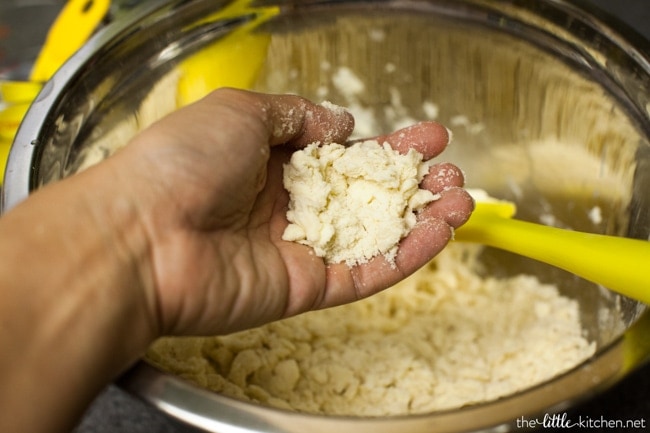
[394,187,474,277]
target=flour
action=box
[282,140,436,265]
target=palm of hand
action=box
[122,89,473,337]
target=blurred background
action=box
[1,1,649,80]
[0,1,141,80]
[0,0,64,80]
[1,1,649,432]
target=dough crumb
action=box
[319,100,348,116]
[282,140,436,265]
[146,243,596,416]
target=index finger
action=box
[369,121,452,159]
[213,89,356,147]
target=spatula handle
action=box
[455,212,650,304]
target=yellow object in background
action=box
[0,138,11,173]
[0,103,30,141]
[0,81,43,104]
[0,81,38,164]
[29,0,110,83]
[176,0,279,107]
[0,100,31,172]
[0,0,276,183]
[455,194,650,305]
[0,0,110,182]
[624,310,650,372]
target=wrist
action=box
[0,160,158,432]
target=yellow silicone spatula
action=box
[454,192,650,305]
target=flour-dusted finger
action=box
[373,121,452,159]
[259,94,355,147]
[421,162,465,193]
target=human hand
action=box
[109,88,473,337]
[0,88,473,433]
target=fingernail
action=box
[445,127,454,145]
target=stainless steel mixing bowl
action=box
[3,0,650,432]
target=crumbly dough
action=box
[146,243,596,416]
[282,140,436,265]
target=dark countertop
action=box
[2,1,648,432]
